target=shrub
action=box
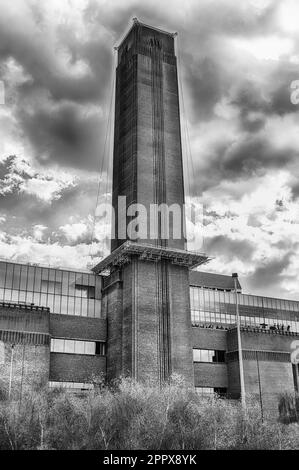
[0,377,298,450]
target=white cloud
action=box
[59,221,89,243]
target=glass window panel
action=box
[81,298,88,317]
[3,289,11,301]
[95,275,102,300]
[26,267,35,291]
[41,269,49,291]
[189,287,194,309]
[201,350,210,362]
[5,264,13,289]
[20,265,28,290]
[96,342,105,355]
[40,279,48,293]
[51,338,64,353]
[54,296,61,314]
[256,296,263,307]
[82,273,89,286]
[203,289,208,312]
[193,349,201,362]
[68,272,76,297]
[74,340,85,354]
[48,269,55,282]
[201,288,205,309]
[11,290,19,302]
[218,290,224,305]
[87,299,95,318]
[84,341,95,355]
[0,263,7,288]
[60,297,68,315]
[46,294,54,312]
[54,270,62,294]
[62,271,69,296]
[74,297,82,316]
[12,265,21,289]
[95,299,101,318]
[34,268,41,292]
[18,291,26,302]
[39,293,47,307]
[64,340,75,353]
[25,291,34,304]
[67,296,75,316]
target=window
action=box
[41,279,62,294]
[49,381,93,391]
[75,284,95,299]
[193,349,225,363]
[50,338,105,356]
[195,387,214,396]
[213,350,225,363]
[96,341,106,356]
[195,387,227,397]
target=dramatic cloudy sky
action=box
[0,0,299,299]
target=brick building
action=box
[0,20,298,417]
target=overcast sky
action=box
[0,0,299,299]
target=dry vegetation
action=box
[0,376,299,450]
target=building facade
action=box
[0,261,106,396]
[0,259,298,417]
[0,21,298,418]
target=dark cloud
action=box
[0,0,299,297]
[205,235,255,261]
[19,103,109,170]
[185,57,225,122]
[0,155,102,238]
[0,10,112,105]
[245,253,292,293]
[193,134,299,194]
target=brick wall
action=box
[192,327,227,350]
[103,274,124,381]
[0,305,50,398]
[194,363,228,388]
[0,342,50,398]
[104,259,194,385]
[0,305,49,334]
[49,353,106,382]
[50,314,106,341]
[226,328,297,417]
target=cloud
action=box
[0,155,76,202]
[0,0,298,299]
[245,253,292,295]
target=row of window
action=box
[190,286,299,314]
[195,387,227,397]
[0,262,102,318]
[50,339,106,356]
[193,349,225,363]
[191,310,299,333]
[48,382,228,397]
[0,262,101,297]
[49,381,94,391]
[0,289,102,318]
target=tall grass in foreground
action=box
[0,376,298,450]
